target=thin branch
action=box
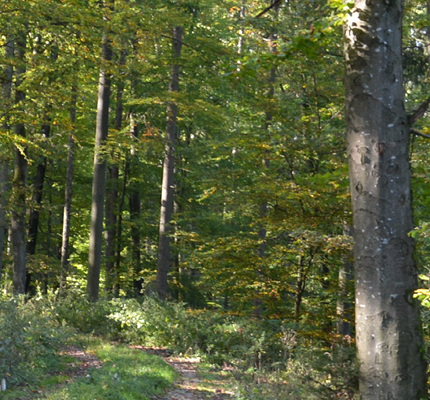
[255,0,282,18]
[410,128,430,139]
[408,96,430,125]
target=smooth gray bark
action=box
[11,31,27,295]
[87,33,112,302]
[344,1,427,397]
[156,26,183,300]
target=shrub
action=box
[0,297,68,386]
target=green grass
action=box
[1,339,177,400]
[42,341,178,400]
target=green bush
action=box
[0,297,68,386]
[43,289,122,338]
[107,297,291,370]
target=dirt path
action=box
[132,347,235,400]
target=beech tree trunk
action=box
[254,0,279,317]
[87,32,112,302]
[25,46,57,294]
[156,26,183,299]
[129,121,142,295]
[105,49,126,294]
[25,114,50,295]
[60,88,77,290]
[0,36,13,285]
[105,86,123,293]
[11,31,27,295]
[344,1,427,397]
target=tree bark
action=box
[344,1,427,397]
[87,31,112,302]
[254,0,279,317]
[60,88,77,291]
[156,26,183,300]
[25,46,57,294]
[0,164,8,287]
[105,90,122,293]
[0,36,13,286]
[25,114,50,295]
[105,49,126,294]
[336,225,353,337]
[129,119,142,295]
[10,30,27,295]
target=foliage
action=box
[0,296,71,386]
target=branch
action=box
[410,128,430,139]
[408,96,430,125]
[255,0,282,18]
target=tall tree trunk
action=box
[105,86,122,293]
[129,119,142,295]
[0,36,13,286]
[156,26,183,300]
[254,0,279,317]
[25,113,50,295]
[11,30,27,295]
[105,49,126,294]
[87,31,113,302]
[60,88,77,291]
[0,164,8,287]
[26,47,57,294]
[344,1,427,397]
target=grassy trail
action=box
[132,347,235,400]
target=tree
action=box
[60,87,77,290]
[344,0,427,397]
[10,29,27,295]
[0,35,13,287]
[156,26,183,300]
[87,15,113,302]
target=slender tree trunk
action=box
[156,26,183,300]
[254,0,279,317]
[44,168,54,293]
[344,1,427,397]
[60,88,77,290]
[11,30,27,295]
[129,121,142,295]
[87,31,113,302]
[294,255,305,321]
[0,36,13,286]
[336,225,353,337]
[0,164,8,287]
[113,159,128,297]
[105,49,126,294]
[105,89,122,293]
[25,114,50,295]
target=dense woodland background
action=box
[2,0,430,398]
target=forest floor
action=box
[52,345,236,400]
[131,346,236,400]
[5,344,237,400]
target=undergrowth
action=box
[0,292,358,399]
[49,292,358,398]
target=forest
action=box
[1,0,430,399]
